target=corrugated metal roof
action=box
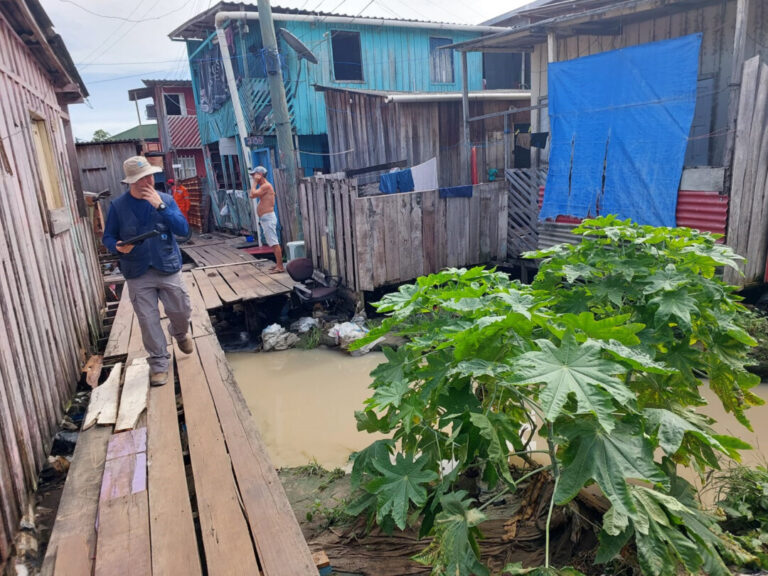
[168,115,202,149]
[169,1,483,40]
[107,124,159,141]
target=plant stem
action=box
[479,465,551,511]
[544,422,561,569]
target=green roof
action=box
[107,124,159,141]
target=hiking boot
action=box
[177,335,194,355]
[150,371,168,387]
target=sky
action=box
[38,0,531,141]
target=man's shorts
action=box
[259,212,279,246]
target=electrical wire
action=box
[58,0,198,23]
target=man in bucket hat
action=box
[102,156,193,386]
[248,165,284,273]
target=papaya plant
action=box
[349,216,764,576]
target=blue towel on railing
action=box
[439,185,473,198]
[396,169,415,192]
[379,172,398,194]
[379,168,415,194]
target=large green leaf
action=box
[650,290,698,329]
[414,491,489,576]
[554,312,645,345]
[513,333,633,431]
[555,420,666,517]
[368,452,438,530]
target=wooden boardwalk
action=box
[42,279,317,575]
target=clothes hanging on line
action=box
[439,185,473,199]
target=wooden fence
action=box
[299,178,508,291]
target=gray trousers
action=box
[125,268,191,372]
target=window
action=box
[163,93,186,116]
[430,37,454,84]
[178,156,197,180]
[30,117,63,210]
[331,31,363,82]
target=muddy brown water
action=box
[228,348,386,469]
[229,347,768,490]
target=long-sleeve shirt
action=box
[102,191,189,279]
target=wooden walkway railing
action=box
[42,277,317,575]
[299,179,508,291]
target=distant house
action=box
[168,2,509,194]
[456,0,768,285]
[0,0,103,566]
[128,80,206,182]
[107,123,161,152]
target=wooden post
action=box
[547,32,558,64]
[723,0,751,195]
[461,51,471,186]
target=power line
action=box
[58,0,197,23]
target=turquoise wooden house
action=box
[169,2,503,197]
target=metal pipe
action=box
[384,90,530,103]
[214,11,509,33]
[461,51,471,185]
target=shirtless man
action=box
[248,166,284,273]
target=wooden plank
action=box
[115,359,150,432]
[104,288,132,358]
[341,183,357,290]
[99,452,147,502]
[382,197,400,283]
[479,186,492,262]
[195,336,318,576]
[94,493,151,576]
[411,192,424,278]
[174,341,260,576]
[191,269,223,310]
[40,427,112,576]
[147,348,202,576]
[182,272,215,338]
[488,186,500,261]
[422,190,437,274]
[468,188,480,266]
[218,265,251,299]
[353,198,373,291]
[82,363,122,430]
[106,428,147,461]
[371,196,387,287]
[497,183,509,261]
[332,180,345,282]
[206,270,240,303]
[53,534,90,576]
[400,194,414,281]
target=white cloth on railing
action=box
[411,157,438,192]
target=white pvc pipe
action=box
[385,91,531,103]
[215,11,509,34]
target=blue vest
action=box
[111,192,183,279]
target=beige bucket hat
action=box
[122,156,162,184]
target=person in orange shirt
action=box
[168,178,190,221]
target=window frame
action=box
[330,30,364,83]
[29,113,69,235]
[429,37,455,84]
[163,92,187,116]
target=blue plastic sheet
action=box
[540,34,702,227]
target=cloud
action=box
[39,0,530,140]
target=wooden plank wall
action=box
[75,141,138,213]
[0,11,104,566]
[529,1,768,170]
[323,88,530,188]
[724,54,768,286]
[299,177,508,291]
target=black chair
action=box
[285,258,341,307]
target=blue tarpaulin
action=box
[540,34,702,227]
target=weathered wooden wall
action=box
[299,177,508,291]
[0,11,103,566]
[76,141,138,212]
[323,88,531,188]
[529,0,768,169]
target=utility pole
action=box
[257,0,301,240]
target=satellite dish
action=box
[278,28,318,64]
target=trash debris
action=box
[262,323,300,351]
[349,336,385,357]
[327,322,368,349]
[51,431,78,456]
[290,317,319,334]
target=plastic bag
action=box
[261,323,299,351]
[290,317,318,334]
[327,322,368,349]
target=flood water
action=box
[228,348,386,469]
[229,346,768,483]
